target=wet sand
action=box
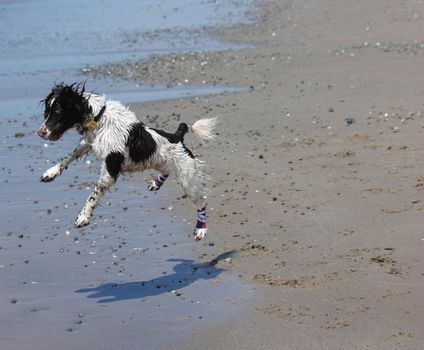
[104,0,424,348]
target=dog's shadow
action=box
[75,251,235,303]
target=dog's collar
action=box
[93,104,106,122]
[82,105,106,132]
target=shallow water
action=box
[0,1,255,349]
[0,0,249,102]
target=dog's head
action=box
[38,83,92,141]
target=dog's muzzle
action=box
[38,125,49,139]
[38,125,61,141]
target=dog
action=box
[38,83,216,241]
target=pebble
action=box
[344,117,355,125]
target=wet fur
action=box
[38,83,216,240]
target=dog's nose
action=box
[38,126,47,139]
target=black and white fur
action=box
[38,83,216,241]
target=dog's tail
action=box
[188,117,217,141]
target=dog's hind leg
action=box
[75,153,123,228]
[194,204,207,240]
[148,173,169,191]
[173,155,209,241]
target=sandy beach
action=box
[116,1,424,348]
[1,0,424,349]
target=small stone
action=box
[344,117,355,125]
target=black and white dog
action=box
[38,83,216,240]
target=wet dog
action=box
[38,83,216,240]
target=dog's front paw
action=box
[75,212,91,228]
[193,228,207,241]
[41,164,62,182]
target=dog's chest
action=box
[87,123,130,160]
